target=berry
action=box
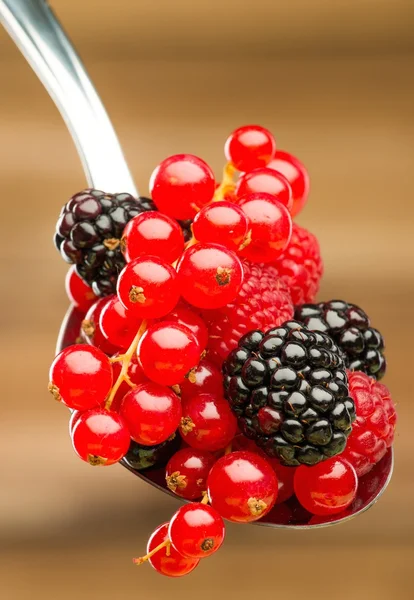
[123,435,181,471]
[65,265,97,312]
[272,459,296,504]
[117,256,180,318]
[71,408,130,466]
[268,150,310,217]
[223,322,356,466]
[120,382,182,446]
[110,352,148,410]
[99,295,142,350]
[295,300,386,379]
[55,190,157,295]
[180,359,223,402]
[48,344,113,410]
[236,168,293,212]
[177,243,244,309]
[169,503,225,558]
[192,202,249,251]
[69,410,81,433]
[207,450,278,522]
[150,154,215,219]
[180,393,237,452]
[121,211,184,263]
[272,223,323,305]
[161,305,209,351]
[204,260,294,364]
[225,125,276,172]
[142,523,199,577]
[239,193,292,263]
[294,457,358,516]
[138,321,201,386]
[341,371,397,476]
[80,297,119,355]
[165,448,216,499]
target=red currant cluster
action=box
[50,125,396,578]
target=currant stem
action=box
[224,443,233,455]
[213,163,236,202]
[201,492,210,505]
[133,539,171,565]
[105,319,148,410]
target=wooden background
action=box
[0,1,413,598]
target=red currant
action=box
[120,382,182,446]
[224,125,276,172]
[71,408,130,466]
[235,168,293,212]
[239,193,292,263]
[165,448,216,499]
[169,503,225,559]
[180,359,223,402]
[80,298,119,355]
[117,256,180,318]
[192,202,249,251]
[99,295,143,350]
[179,393,237,452]
[141,523,199,577]
[161,305,209,351]
[177,243,243,309]
[138,321,201,386]
[207,451,278,522]
[268,150,310,217]
[150,154,215,220]
[65,265,97,312]
[49,344,113,410]
[270,459,296,504]
[121,211,184,263]
[110,352,148,411]
[294,457,358,516]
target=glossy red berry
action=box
[179,393,237,452]
[169,503,225,559]
[268,150,310,217]
[294,457,358,516]
[80,298,119,355]
[192,202,249,251]
[165,448,216,499]
[161,306,209,351]
[49,344,113,410]
[99,295,142,350]
[120,382,182,446]
[270,459,296,504]
[110,352,148,411]
[65,265,97,312]
[138,321,201,386]
[225,125,276,172]
[208,451,278,522]
[180,359,223,402]
[236,168,293,212]
[177,243,244,309]
[117,256,180,318]
[150,154,215,220]
[121,211,184,263]
[144,523,199,577]
[239,193,292,263]
[71,408,130,466]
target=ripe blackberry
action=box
[122,435,181,472]
[295,300,386,380]
[204,260,294,365]
[272,223,323,305]
[55,190,157,296]
[223,321,356,466]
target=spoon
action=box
[0,0,394,529]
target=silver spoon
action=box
[0,0,394,529]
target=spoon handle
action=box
[0,0,137,195]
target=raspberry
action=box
[341,371,397,476]
[272,223,323,305]
[204,260,294,364]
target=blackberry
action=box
[295,300,386,380]
[122,435,181,472]
[223,321,356,466]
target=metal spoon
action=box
[0,0,394,529]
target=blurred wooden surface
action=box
[0,4,414,599]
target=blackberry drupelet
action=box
[122,435,181,472]
[223,321,356,466]
[295,300,386,380]
[55,190,157,296]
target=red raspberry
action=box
[271,223,323,305]
[341,371,397,477]
[204,260,294,364]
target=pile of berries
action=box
[49,125,397,577]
